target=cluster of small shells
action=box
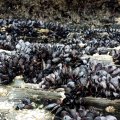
[0,19,119,119]
[110,49,120,65]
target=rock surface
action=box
[0,0,120,24]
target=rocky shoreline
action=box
[0,0,120,119]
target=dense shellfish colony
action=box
[0,19,120,119]
[111,49,120,65]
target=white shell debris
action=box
[15,109,53,120]
[0,88,8,96]
[0,101,14,110]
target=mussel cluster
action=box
[0,19,119,119]
[15,98,33,110]
[0,19,69,50]
[1,40,120,98]
[66,29,120,55]
[110,49,120,65]
[0,19,120,55]
[45,101,117,120]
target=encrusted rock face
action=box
[0,0,120,22]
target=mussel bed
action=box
[0,19,120,120]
